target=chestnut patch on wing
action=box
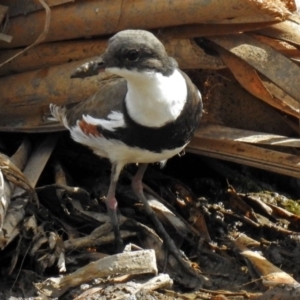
[78,119,102,137]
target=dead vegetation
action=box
[1,0,300,299]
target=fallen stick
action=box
[13,133,60,197]
[0,134,59,249]
[74,273,173,300]
[0,138,31,245]
[34,249,158,297]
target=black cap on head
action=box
[103,30,177,76]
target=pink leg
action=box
[106,163,123,252]
[131,164,148,196]
[132,164,200,280]
[132,164,172,237]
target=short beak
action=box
[70,57,106,79]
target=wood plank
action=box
[187,136,300,178]
[195,125,300,147]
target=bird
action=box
[50,29,202,251]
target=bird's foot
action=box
[114,231,124,253]
[107,198,124,253]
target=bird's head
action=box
[70,30,177,79]
[101,30,177,78]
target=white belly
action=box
[94,138,186,165]
[71,127,186,165]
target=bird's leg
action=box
[131,163,196,275]
[131,164,175,247]
[106,163,124,252]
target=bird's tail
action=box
[49,104,70,129]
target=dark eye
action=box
[125,49,139,61]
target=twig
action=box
[0,0,51,68]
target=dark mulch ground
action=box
[1,132,300,299]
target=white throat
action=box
[107,67,188,127]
